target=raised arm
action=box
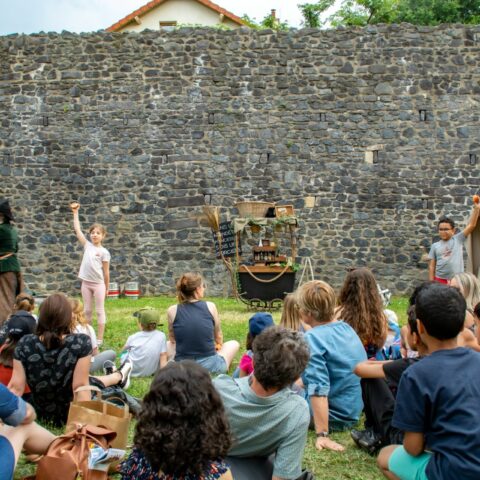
[463,203,480,237]
[70,202,87,246]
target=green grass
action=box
[15,295,408,479]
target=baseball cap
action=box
[133,307,160,326]
[6,312,36,340]
[249,312,274,337]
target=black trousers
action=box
[361,378,403,445]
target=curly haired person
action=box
[121,361,232,480]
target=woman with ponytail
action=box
[167,273,239,374]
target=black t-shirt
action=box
[14,333,92,425]
[382,357,419,390]
[392,348,480,479]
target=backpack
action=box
[26,424,117,480]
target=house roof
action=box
[106,0,246,32]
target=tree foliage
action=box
[299,0,335,27]
[241,12,290,31]
[299,0,480,27]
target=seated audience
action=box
[377,283,480,480]
[0,313,36,399]
[9,293,132,426]
[120,307,167,377]
[70,298,116,373]
[279,293,310,332]
[0,383,55,480]
[352,305,428,454]
[121,361,232,480]
[335,267,389,359]
[234,312,274,378]
[214,326,311,480]
[296,280,367,451]
[167,272,239,374]
[0,293,36,345]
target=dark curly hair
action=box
[338,267,387,349]
[253,326,310,390]
[134,361,231,476]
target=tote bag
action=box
[66,386,131,468]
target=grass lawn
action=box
[15,295,409,479]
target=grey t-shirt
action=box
[213,375,310,480]
[428,231,466,280]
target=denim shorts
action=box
[0,435,15,480]
[195,354,227,374]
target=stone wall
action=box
[1,24,479,296]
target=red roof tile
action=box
[106,0,245,32]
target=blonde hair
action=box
[89,223,107,237]
[452,273,480,310]
[176,272,203,303]
[14,293,35,312]
[295,280,336,324]
[70,298,88,328]
[279,294,302,331]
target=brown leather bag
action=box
[29,424,117,480]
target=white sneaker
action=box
[119,360,133,390]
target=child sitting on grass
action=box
[120,307,167,377]
[234,312,274,378]
[377,282,480,480]
[352,304,428,454]
[279,293,310,333]
[71,298,116,373]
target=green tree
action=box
[329,0,398,26]
[395,0,460,24]
[241,12,290,30]
[300,0,480,26]
[299,0,335,27]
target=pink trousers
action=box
[81,280,106,325]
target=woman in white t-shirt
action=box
[70,299,116,373]
[70,202,110,344]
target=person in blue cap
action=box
[236,312,274,378]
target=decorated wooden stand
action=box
[204,202,299,310]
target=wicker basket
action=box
[235,201,275,218]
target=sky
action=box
[0,0,334,36]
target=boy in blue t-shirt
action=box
[377,283,480,480]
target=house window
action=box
[159,21,177,31]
